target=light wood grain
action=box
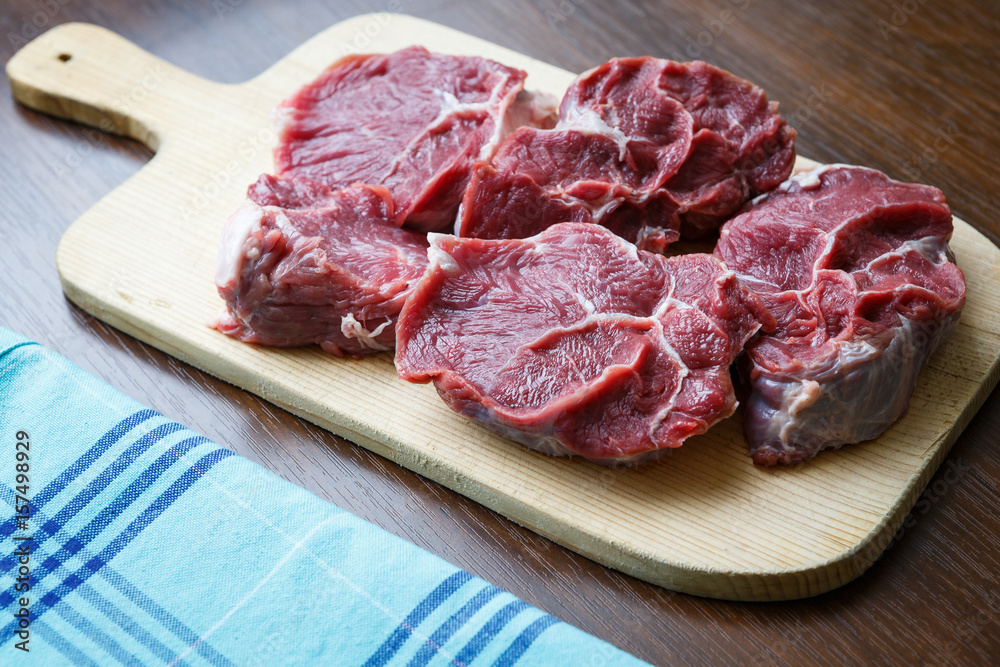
[8,15,1000,601]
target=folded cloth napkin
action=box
[0,328,648,666]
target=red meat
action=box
[274,46,557,232]
[715,164,966,465]
[214,175,429,357]
[395,222,773,464]
[457,57,795,250]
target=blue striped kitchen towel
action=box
[0,328,648,666]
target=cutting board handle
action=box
[6,22,211,151]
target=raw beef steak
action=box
[715,164,966,465]
[457,57,795,250]
[214,175,429,357]
[274,46,557,233]
[395,223,774,464]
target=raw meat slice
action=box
[714,164,966,465]
[563,59,797,238]
[273,46,558,233]
[395,223,774,464]
[213,175,429,357]
[456,57,794,250]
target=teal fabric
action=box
[0,329,647,666]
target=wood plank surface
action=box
[7,14,999,602]
[2,0,999,663]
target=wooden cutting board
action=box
[9,16,1000,601]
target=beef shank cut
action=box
[274,46,557,233]
[457,57,795,251]
[214,175,429,357]
[714,164,966,465]
[395,222,774,464]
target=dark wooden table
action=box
[3,0,998,664]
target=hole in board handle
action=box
[58,53,72,62]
